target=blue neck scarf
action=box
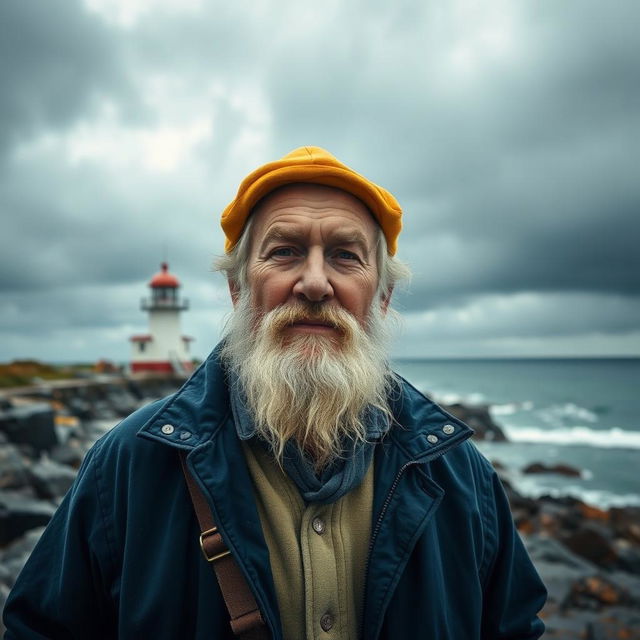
[229,379,390,504]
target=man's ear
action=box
[380,287,394,314]
[228,279,240,308]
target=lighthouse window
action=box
[139,342,146,352]
[154,287,177,302]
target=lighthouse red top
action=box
[149,262,180,288]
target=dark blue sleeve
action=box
[480,467,547,640]
[3,439,117,639]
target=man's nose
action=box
[292,252,334,302]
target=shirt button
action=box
[320,613,334,632]
[443,424,455,435]
[312,517,325,535]
[427,434,438,444]
[161,424,175,435]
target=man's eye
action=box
[270,247,295,257]
[336,250,359,261]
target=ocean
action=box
[391,358,640,508]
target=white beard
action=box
[221,293,394,470]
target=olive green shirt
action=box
[242,441,374,640]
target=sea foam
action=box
[504,425,640,450]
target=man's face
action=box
[242,184,381,341]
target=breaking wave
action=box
[503,425,640,450]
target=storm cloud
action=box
[0,0,638,361]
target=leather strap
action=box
[179,451,270,639]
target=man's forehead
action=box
[256,221,374,251]
[249,183,379,243]
[254,183,372,215]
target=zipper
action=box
[360,432,472,640]
[360,459,421,640]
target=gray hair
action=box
[214,216,411,301]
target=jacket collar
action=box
[386,374,474,462]
[137,343,232,449]
[137,343,474,460]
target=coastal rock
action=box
[562,523,618,568]
[586,613,640,640]
[523,462,582,477]
[564,575,638,611]
[28,457,77,500]
[0,443,30,490]
[0,526,46,587]
[443,403,507,441]
[525,534,598,606]
[0,582,9,637]
[0,491,55,546]
[0,402,57,452]
[50,439,85,469]
[610,507,640,544]
[614,539,640,574]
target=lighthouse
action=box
[129,262,193,374]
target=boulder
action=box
[562,523,618,568]
[586,613,640,640]
[0,402,57,452]
[0,582,9,637]
[0,490,55,546]
[610,506,640,545]
[50,439,85,469]
[0,443,31,490]
[564,575,638,611]
[525,534,597,606]
[0,526,47,587]
[522,462,582,477]
[28,457,77,500]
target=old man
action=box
[4,147,546,639]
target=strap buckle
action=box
[199,526,232,563]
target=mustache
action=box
[262,301,357,338]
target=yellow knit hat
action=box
[220,146,402,255]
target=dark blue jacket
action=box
[4,347,546,639]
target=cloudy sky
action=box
[1,0,638,362]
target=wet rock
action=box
[442,403,508,441]
[50,439,85,469]
[585,613,640,640]
[564,575,639,611]
[0,582,9,637]
[65,396,94,420]
[0,526,46,587]
[614,539,640,574]
[525,534,597,605]
[0,443,30,490]
[578,502,610,523]
[0,491,55,546]
[0,402,57,452]
[610,507,640,545]
[523,462,582,477]
[562,523,619,568]
[28,457,77,500]
[108,389,139,416]
[1,526,47,563]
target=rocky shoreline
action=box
[1,382,639,638]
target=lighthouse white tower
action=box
[129,262,193,374]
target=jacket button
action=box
[443,424,455,435]
[161,424,175,435]
[312,517,325,535]
[427,434,438,444]
[320,613,334,632]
